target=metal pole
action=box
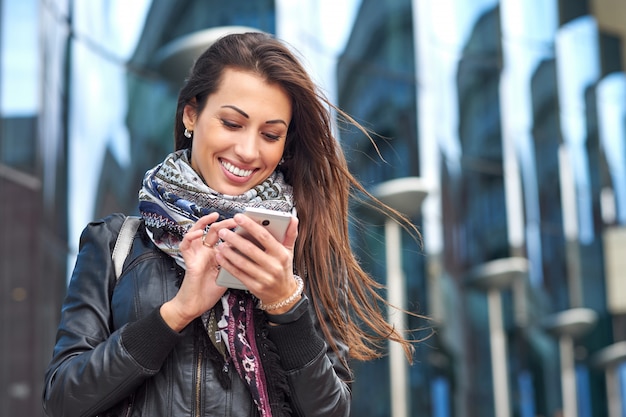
[559,335,578,417]
[368,177,429,417]
[605,366,621,417]
[385,218,408,417]
[487,288,511,417]
[591,341,626,417]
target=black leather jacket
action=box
[43,214,351,416]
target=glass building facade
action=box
[1,0,626,416]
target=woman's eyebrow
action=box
[222,105,287,126]
[265,119,288,127]
[221,105,249,118]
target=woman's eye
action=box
[263,132,282,141]
[221,119,241,129]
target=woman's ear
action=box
[182,104,197,130]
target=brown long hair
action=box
[174,32,424,363]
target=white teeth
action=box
[221,161,253,177]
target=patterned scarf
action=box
[138,150,293,416]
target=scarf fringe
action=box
[254,308,292,416]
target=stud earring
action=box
[279,157,285,165]
[184,128,193,139]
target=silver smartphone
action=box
[215,207,293,290]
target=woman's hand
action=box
[215,213,300,314]
[160,212,237,332]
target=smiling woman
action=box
[43,32,422,417]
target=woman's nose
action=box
[233,132,259,162]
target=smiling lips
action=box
[221,160,254,177]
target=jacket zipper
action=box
[195,349,203,416]
[123,394,134,417]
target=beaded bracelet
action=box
[258,275,304,311]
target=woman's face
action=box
[183,68,291,195]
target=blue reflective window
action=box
[576,364,592,417]
[1,0,39,116]
[518,370,536,417]
[431,376,451,417]
[620,362,626,417]
[0,0,39,172]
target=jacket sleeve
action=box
[267,296,352,417]
[42,215,183,417]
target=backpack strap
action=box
[112,216,141,280]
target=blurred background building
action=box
[1,0,626,416]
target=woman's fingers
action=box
[193,212,219,231]
[282,216,299,249]
[216,226,273,272]
[228,213,297,253]
[183,214,237,248]
[214,213,297,295]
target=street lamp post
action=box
[592,341,626,417]
[370,177,430,417]
[542,308,598,417]
[466,257,529,417]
